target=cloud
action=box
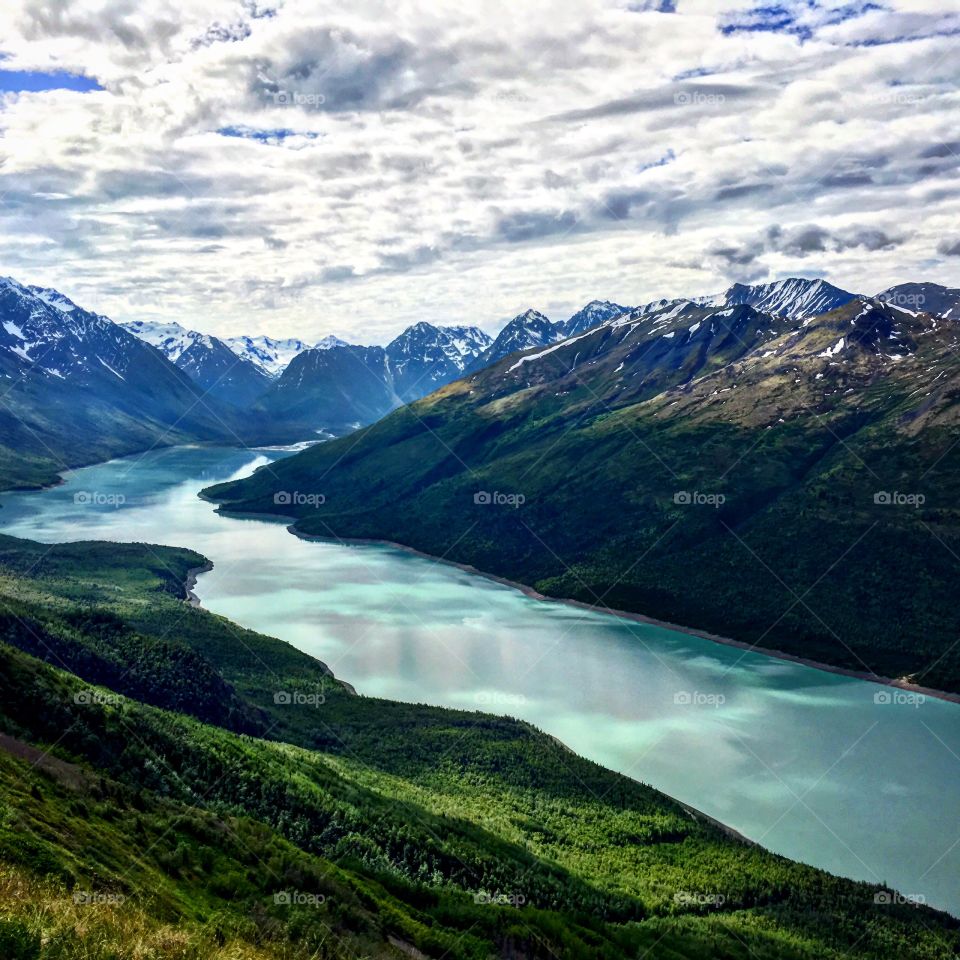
[938,238,960,257]
[0,0,955,343]
[704,222,907,280]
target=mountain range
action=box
[0,279,496,485]
[205,277,960,696]
[122,319,273,407]
[261,322,494,433]
[5,271,960,499]
[0,276,291,490]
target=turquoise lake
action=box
[2,444,958,915]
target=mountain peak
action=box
[564,299,631,335]
[516,308,550,324]
[720,277,857,320]
[877,282,960,320]
[315,334,350,350]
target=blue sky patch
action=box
[0,69,103,93]
[627,1,676,12]
[720,2,886,41]
[217,125,318,143]
[638,149,676,174]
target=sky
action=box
[0,0,958,343]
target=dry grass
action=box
[0,866,290,960]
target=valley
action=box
[3,274,960,958]
[5,5,959,955]
[2,445,960,922]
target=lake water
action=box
[2,444,959,915]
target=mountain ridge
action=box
[204,287,960,694]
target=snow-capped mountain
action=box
[124,319,271,407]
[0,276,169,386]
[878,282,960,320]
[467,309,565,373]
[261,322,493,434]
[589,280,855,335]
[314,334,351,350]
[563,300,631,336]
[386,322,491,400]
[224,335,320,376]
[495,299,796,400]
[713,278,857,320]
[0,276,299,488]
[264,343,397,434]
[122,319,197,362]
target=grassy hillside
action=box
[203,300,960,694]
[0,534,957,957]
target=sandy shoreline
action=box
[284,527,960,706]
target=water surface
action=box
[2,444,959,914]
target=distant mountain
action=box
[206,290,960,696]
[261,343,397,433]
[123,319,272,407]
[0,276,299,489]
[713,277,857,320]
[467,309,564,372]
[563,299,631,335]
[490,299,797,404]
[260,322,493,434]
[385,322,491,400]
[878,281,960,319]
[224,334,318,376]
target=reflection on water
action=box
[2,444,959,915]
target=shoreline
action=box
[283,527,960,706]
[183,561,214,606]
[184,532,766,849]
[180,556,356,695]
[1,438,316,500]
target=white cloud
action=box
[0,0,957,342]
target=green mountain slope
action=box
[203,298,960,694]
[0,535,956,958]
